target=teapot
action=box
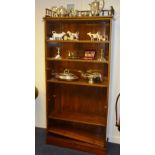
[89,0,105,16]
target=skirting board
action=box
[108,136,120,144]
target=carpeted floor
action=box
[35,127,120,155]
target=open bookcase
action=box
[44,16,112,155]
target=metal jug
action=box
[89,0,105,16]
[57,6,67,17]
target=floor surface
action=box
[35,127,120,155]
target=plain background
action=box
[0,0,155,155]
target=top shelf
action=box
[44,16,113,21]
[47,40,110,44]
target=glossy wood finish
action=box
[44,16,112,21]
[47,79,108,87]
[47,134,106,155]
[48,127,105,147]
[47,57,109,64]
[47,84,108,116]
[47,40,110,43]
[48,111,106,126]
[44,16,112,155]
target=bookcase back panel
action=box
[48,120,106,137]
[49,84,107,116]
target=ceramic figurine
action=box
[87,32,100,41]
[98,34,106,41]
[52,31,66,40]
[67,31,79,40]
[63,34,68,40]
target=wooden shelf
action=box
[46,57,109,64]
[47,40,110,44]
[48,112,106,127]
[47,78,108,87]
[48,127,105,147]
[44,16,112,21]
[47,134,106,154]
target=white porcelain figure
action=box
[52,31,66,40]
